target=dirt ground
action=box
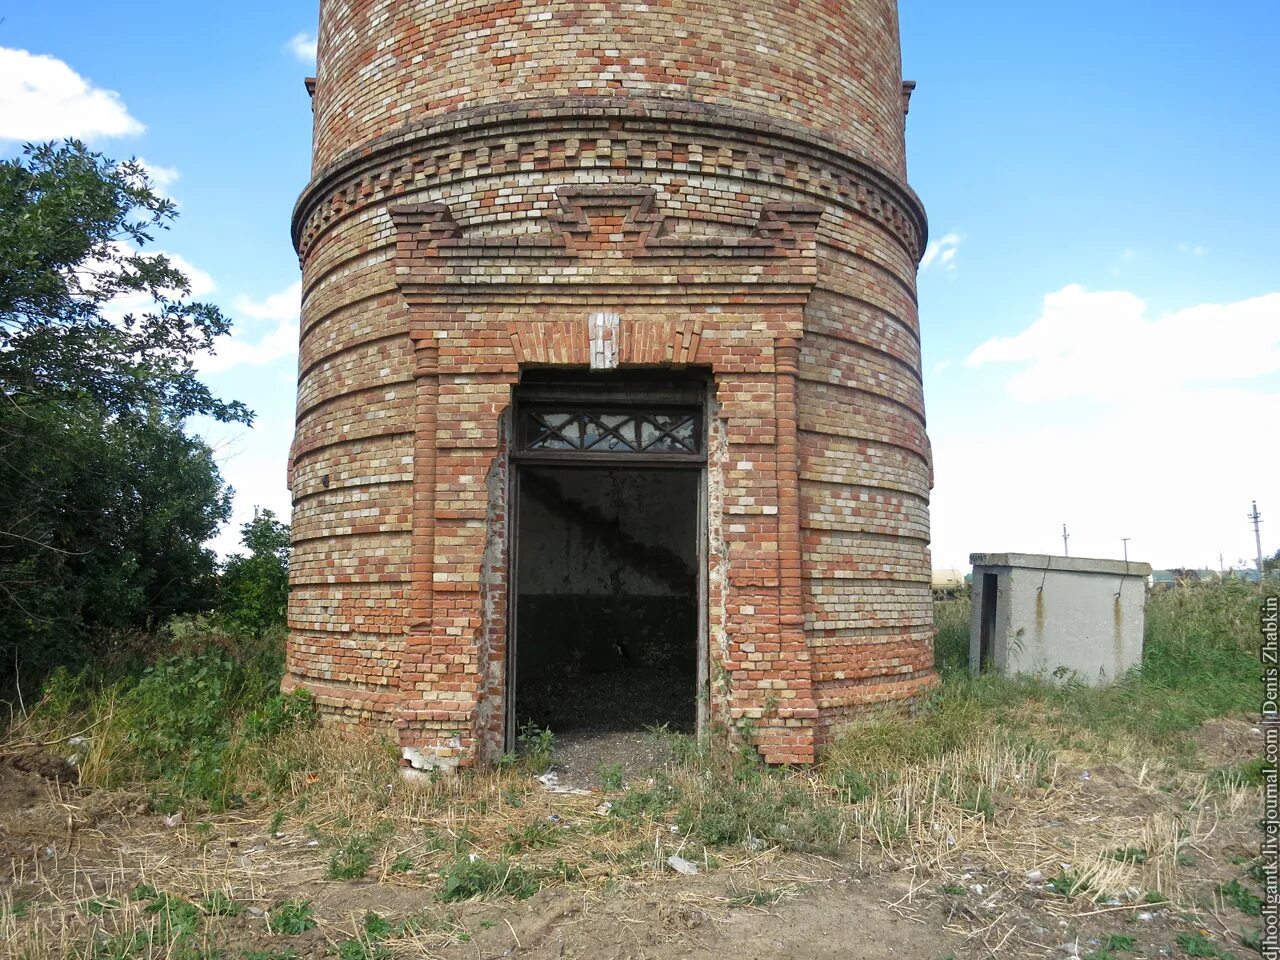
[0,719,1265,960]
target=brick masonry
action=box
[285,0,936,767]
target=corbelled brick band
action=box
[286,0,935,767]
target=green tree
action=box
[219,510,291,638]
[0,141,249,422]
[0,141,250,679]
[0,401,231,673]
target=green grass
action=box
[438,855,540,902]
[269,899,316,935]
[894,581,1275,767]
[1175,931,1237,958]
[12,624,315,813]
[1216,879,1263,916]
[326,823,394,880]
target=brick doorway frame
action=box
[390,186,824,769]
[505,373,712,750]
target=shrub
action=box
[20,635,314,812]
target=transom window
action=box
[520,409,701,456]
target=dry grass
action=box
[2,582,1270,958]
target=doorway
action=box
[507,374,707,756]
[979,572,999,671]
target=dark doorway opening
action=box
[512,464,700,739]
[979,572,999,671]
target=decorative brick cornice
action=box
[291,98,927,264]
[387,186,821,306]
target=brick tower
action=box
[286,0,934,769]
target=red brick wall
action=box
[310,0,907,179]
[287,0,934,766]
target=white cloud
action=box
[200,281,301,374]
[197,422,294,558]
[286,33,318,64]
[920,231,964,274]
[135,158,180,198]
[927,284,1280,570]
[1178,243,1208,257]
[966,284,1280,404]
[928,383,1277,572]
[0,47,144,142]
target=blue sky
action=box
[2,1,1277,571]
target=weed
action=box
[729,888,784,908]
[1105,847,1150,865]
[362,911,395,939]
[84,897,121,915]
[1217,879,1263,916]
[610,777,681,822]
[1209,757,1271,790]
[327,833,374,880]
[675,771,844,853]
[1048,872,1090,898]
[502,819,563,855]
[331,913,396,960]
[269,899,316,935]
[599,762,624,791]
[439,855,540,902]
[1104,934,1137,951]
[198,890,243,916]
[143,892,203,938]
[828,768,872,803]
[941,883,967,896]
[1175,931,1237,958]
[957,783,997,822]
[517,723,555,773]
[24,642,316,812]
[335,941,389,960]
[389,853,414,873]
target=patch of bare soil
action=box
[545,728,678,791]
[0,720,1265,960]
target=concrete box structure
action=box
[968,554,1152,684]
[284,0,937,770]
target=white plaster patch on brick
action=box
[402,746,459,775]
[589,312,620,370]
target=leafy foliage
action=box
[270,899,317,935]
[0,398,231,675]
[33,640,314,812]
[0,140,253,681]
[218,510,290,638]
[0,141,247,422]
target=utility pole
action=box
[1250,501,1264,582]
[1219,553,1225,576]
[1121,538,1130,562]
[1062,524,1070,557]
